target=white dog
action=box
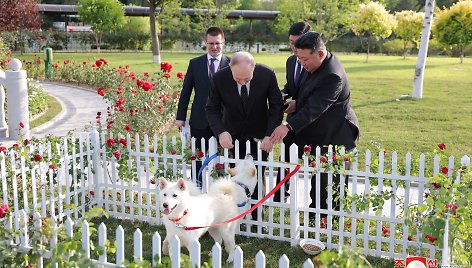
[159,155,257,262]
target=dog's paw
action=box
[226,254,234,263]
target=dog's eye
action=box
[172,194,177,197]
[163,193,167,197]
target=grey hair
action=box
[229,51,255,67]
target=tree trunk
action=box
[412,0,435,99]
[149,1,161,64]
[403,40,407,59]
[460,45,464,64]
[365,38,370,63]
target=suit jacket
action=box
[282,54,304,100]
[287,52,360,150]
[176,54,230,130]
[206,64,283,141]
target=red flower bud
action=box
[34,154,42,162]
[438,143,446,150]
[303,145,311,152]
[320,157,328,163]
[441,166,448,174]
[197,151,204,158]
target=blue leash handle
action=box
[197,152,219,184]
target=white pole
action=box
[0,84,7,137]
[441,213,450,265]
[5,59,29,139]
[412,0,435,99]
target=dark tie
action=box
[241,85,249,110]
[209,58,217,77]
[295,61,302,86]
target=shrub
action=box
[382,39,412,56]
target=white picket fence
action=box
[1,129,469,266]
[6,209,317,267]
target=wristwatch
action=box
[284,122,293,131]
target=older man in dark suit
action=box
[270,32,359,221]
[206,51,283,221]
[176,27,230,186]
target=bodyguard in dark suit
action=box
[270,32,360,221]
[274,21,312,202]
[206,51,283,221]
[176,27,230,186]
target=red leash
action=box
[179,165,301,231]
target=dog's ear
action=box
[228,167,237,176]
[159,177,168,190]
[251,168,256,177]
[177,178,187,191]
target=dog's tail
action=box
[208,179,238,201]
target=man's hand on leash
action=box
[260,136,273,152]
[270,124,290,144]
[218,131,234,149]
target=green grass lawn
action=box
[17,51,472,159]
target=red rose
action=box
[64,60,70,65]
[310,161,316,167]
[160,62,172,73]
[171,150,176,155]
[150,179,155,184]
[445,203,458,210]
[408,235,413,241]
[425,234,437,243]
[197,151,204,158]
[90,191,95,197]
[177,72,184,79]
[97,87,105,96]
[215,163,224,170]
[112,150,121,160]
[320,157,328,163]
[142,82,153,91]
[438,143,446,150]
[304,145,311,152]
[83,61,87,65]
[344,156,350,162]
[163,73,171,78]
[0,146,6,153]
[23,139,30,146]
[116,97,125,106]
[441,166,448,174]
[382,225,390,236]
[95,60,103,67]
[118,138,127,147]
[431,182,441,189]
[189,156,196,161]
[19,122,24,128]
[125,125,131,132]
[49,164,56,169]
[34,154,42,162]
[106,138,115,147]
[332,155,338,161]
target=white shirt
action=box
[237,82,251,96]
[207,54,223,76]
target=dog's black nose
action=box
[163,203,168,208]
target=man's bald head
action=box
[230,51,255,85]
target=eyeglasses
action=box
[207,42,223,47]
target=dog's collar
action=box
[235,181,251,207]
[169,209,189,223]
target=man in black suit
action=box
[175,27,230,187]
[270,32,360,221]
[206,51,283,221]
[273,21,312,202]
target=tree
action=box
[351,1,396,62]
[77,0,125,52]
[433,0,472,63]
[0,0,41,32]
[274,0,362,42]
[412,0,435,99]
[394,10,424,58]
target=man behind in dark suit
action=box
[270,32,360,221]
[175,27,230,187]
[273,21,312,202]
[206,51,283,221]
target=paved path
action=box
[0,82,108,146]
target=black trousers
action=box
[308,147,349,221]
[190,126,214,188]
[230,138,267,221]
